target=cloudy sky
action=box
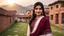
[0,0,57,6]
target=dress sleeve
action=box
[39,18,52,36]
[44,18,52,34]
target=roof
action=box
[16,14,28,18]
[48,1,64,6]
[0,7,16,16]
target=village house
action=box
[0,7,16,33]
[48,0,64,27]
[15,13,29,22]
[44,6,49,19]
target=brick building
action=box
[48,0,64,27]
[0,7,16,33]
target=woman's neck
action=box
[36,15,42,19]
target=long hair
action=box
[29,2,46,24]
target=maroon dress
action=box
[30,16,52,36]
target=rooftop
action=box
[48,0,64,6]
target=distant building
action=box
[15,13,29,22]
[44,6,49,19]
[48,0,64,27]
[26,9,33,21]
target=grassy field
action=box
[0,22,64,36]
[51,24,64,36]
[0,22,28,36]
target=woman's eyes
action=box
[39,8,42,10]
[35,8,38,10]
[35,8,42,10]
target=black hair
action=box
[29,2,46,24]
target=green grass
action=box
[51,24,64,36]
[0,22,28,36]
[0,22,64,36]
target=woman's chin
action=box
[36,15,41,16]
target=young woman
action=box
[27,2,52,36]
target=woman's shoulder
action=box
[42,16,48,19]
[41,16,49,21]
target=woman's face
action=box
[34,5,43,16]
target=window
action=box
[56,5,59,8]
[51,15,53,20]
[55,14,59,24]
[51,7,53,10]
[10,18,11,23]
[62,13,64,24]
[61,3,64,7]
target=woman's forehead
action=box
[35,5,41,8]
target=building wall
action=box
[0,15,15,33]
[49,2,64,26]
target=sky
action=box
[0,0,57,6]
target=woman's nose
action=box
[37,9,40,11]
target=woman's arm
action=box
[27,24,30,36]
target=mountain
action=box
[0,3,28,13]
[26,5,34,10]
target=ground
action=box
[51,24,64,36]
[0,22,64,36]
